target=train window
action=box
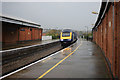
[62,32,70,37]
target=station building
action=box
[92,1,120,79]
[1,15,42,45]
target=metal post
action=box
[87,26,88,41]
[112,2,115,77]
[85,26,88,41]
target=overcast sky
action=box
[2,2,101,31]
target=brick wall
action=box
[2,22,42,44]
[2,22,18,44]
[93,2,120,79]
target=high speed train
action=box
[60,29,77,46]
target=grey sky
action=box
[2,2,101,31]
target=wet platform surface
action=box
[4,39,111,79]
[2,39,58,50]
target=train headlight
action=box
[60,39,63,41]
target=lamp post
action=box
[85,26,88,41]
[91,24,95,41]
[92,12,98,14]
[92,11,98,41]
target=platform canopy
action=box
[0,14,41,28]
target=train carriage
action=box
[60,29,77,46]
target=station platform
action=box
[3,39,111,80]
[2,39,59,50]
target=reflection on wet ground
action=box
[3,39,111,79]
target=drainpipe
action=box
[112,2,115,78]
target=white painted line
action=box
[0,40,77,79]
[0,49,62,79]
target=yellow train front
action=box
[60,29,77,46]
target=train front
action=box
[60,29,73,46]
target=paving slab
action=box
[3,39,111,80]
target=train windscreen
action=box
[62,32,70,37]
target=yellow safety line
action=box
[36,40,82,80]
